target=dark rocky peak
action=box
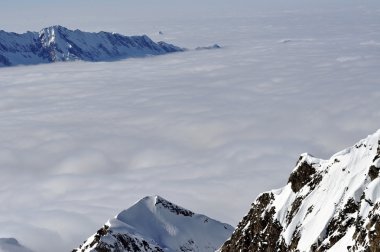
[288,154,318,193]
[195,44,221,50]
[154,195,195,217]
[0,238,21,246]
[39,25,67,40]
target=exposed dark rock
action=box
[322,198,359,249]
[219,192,285,252]
[286,196,304,225]
[195,44,221,50]
[369,165,380,181]
[355,143,367,149]
[309,173,323,191]
[75,231,164,252]
[288,160,316,193]
[155,196,194,217]
[288,226,301,251]
[351,203,380,251]
[373,140,380,162]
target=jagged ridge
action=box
[219,130,380,252]
[74,195,233,252]
[0,25,184,67]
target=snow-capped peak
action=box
[220,129,380,252]
[0,26,184,67]
[39,25,66,45]
[120,195,195,218]
[74,195,233,252]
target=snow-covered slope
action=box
[74,195,233,252]
[219,130,380,252]
[0,238,33,252]
[0,26,183,67]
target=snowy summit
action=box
[220,129,380,252]
[74,195,234,252]
[0,26,184,67]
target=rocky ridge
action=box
[219,130,380,252]
[0,26,184,67]
[73,195,233,252]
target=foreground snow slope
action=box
[220,129,380,251]
[74,195,233,252]
[0,25,183,67]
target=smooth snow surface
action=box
[272,130,380,250]
[75,195,233,252]
[0,2,379,252]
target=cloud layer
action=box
[0,3,380,252]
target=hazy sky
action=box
[1,0,379,32]
[1,1,380,252]
[2,0,255,32]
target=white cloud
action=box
[0,3,379,252]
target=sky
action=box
[1,0,255,32]
[1,0,379,32]
[1,1,380,252]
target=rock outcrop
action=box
[219,130,380,251]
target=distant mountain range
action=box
[219,129,380,252]
[0,238,33,252]
[73,195,234,252]
[0,26,184,67]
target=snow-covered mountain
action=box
[219,130,380,252]
[73,195,233,252]
[0,26,184,67]
[0,238,33,252]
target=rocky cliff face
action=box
[0,26,184,67]
[73,195,233,252]
[219,130,380,252]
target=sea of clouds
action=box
[0,2,380,252]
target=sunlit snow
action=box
[0,2,379,252]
